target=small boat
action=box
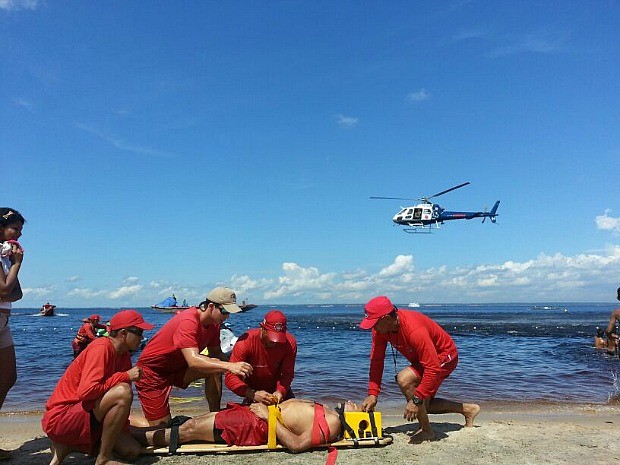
[151,295,190,313]
[40,302,56,316]
[408,302,420,308]
[239,300,257,312]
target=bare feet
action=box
[463,403,480,427]
[409,428,435,444]
[49,441,71,465]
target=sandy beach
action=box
[2,402,619,465]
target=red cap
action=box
[359,296,395,330]
[108,309,154,331]
[260,310,287,343]
[89,314,101,321]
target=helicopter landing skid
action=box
[403,227,432,234]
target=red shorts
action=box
[214,403,268,446]
[42,403,102,454]
[409,352,458,398]
[135,365,188,421]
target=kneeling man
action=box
[42,310,154,465]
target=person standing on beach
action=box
[42,310,155,465]
[225,310,297,405]
[359,296,480,443]
[135,287,253,426]
[0,208,25,461]
[604,287,620,354]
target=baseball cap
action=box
[109,309,154,331]
[359,296,396,330]
[206,287,242,314]
[89,314,101,321]
[260,310,287,343]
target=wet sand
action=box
[1,402,619,465]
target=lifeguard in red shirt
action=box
[72,314,105,358]
[135,287,252,426]
[42,309,154,465]
[225,310,297,405]
[359,296,480,443]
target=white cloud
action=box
[66,275,80,283]
[0,0,38,10]
[596,210,620,233]
[378,254,414,277]
[74,123,170,158]
[489,31,568,57]
[406,88,431,102]
[335,114,358,129]
[13,98,34,109]
[108,284,143,299]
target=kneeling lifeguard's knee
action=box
[396,368,419,388]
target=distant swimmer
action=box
[604,287,620,354]
[594,328,607,350]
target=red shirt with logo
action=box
[137,307,220,376]
[368,309,457,399]
[225,328,297,397]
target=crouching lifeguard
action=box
[42,310,154,465]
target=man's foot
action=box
[463,403,480,427]
[49,442,71,465]
[94,454,134,465]
[0,448,11,460]
[408,428,435,444]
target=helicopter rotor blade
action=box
[369,196,417,200]
[426,182,470,200]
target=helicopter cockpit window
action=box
[423,209,431,215]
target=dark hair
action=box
[617,287,620,301]
[0,208,26,227]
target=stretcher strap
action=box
[267,405,283,449]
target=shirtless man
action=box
[42,310,154,465]
[604,288,620,354]
[136,399,358,453]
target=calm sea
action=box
[3,303,620,413]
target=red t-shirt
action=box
[137,307,220,375]
[43,337,131,413]
[225,328,297,397]
[76,322,97,343]
[368,309,457,399]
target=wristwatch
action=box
[410,395,424,405]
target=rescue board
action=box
[142,436,393,454]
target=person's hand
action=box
[403,399,420,422]
[272,390,284,404]
[9,244,23,265]
[361,395,378,412]
[249,402,269,420]
[127,366,142,382]
[254,390,276,405]
[228,361,253,378]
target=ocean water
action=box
[3,303,620,413]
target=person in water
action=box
[225,310,297,405]
[359,296,480,443]
[72,314,105,358]
[594,327,607,350]
[42,310,155,465]
[134,398,360,453]
[135,287,252,426]
[604,287,620,354]
[0,208,25,461]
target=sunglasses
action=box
[126,328,144,337]
[218,305,230,315]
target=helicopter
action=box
[371,182,500,233]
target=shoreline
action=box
[2,403,619,465]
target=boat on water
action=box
[40,302,56,316]
[151,295,190,313]
[239,300,257,312]
[408,302,420,308]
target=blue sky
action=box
[2,1,619,307]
